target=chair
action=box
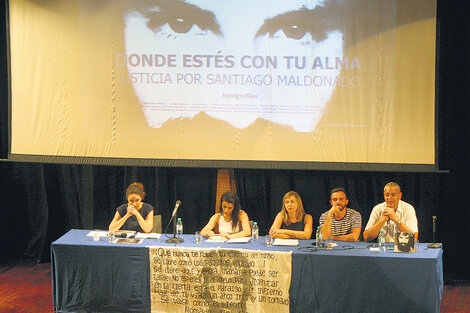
[152,214,162,233]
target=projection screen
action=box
[8,0,437,170]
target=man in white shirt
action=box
[363,182,418,242]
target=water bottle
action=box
[252,222,259,243]
[378,229,385,252]
[176,218,183,239]
[316,226,323,248]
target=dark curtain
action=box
[236,170,434,233]
[236,170,453,270]
[0,163,217,262]
[0,1,8,159]
[1,0,470,284]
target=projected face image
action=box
[122,0,343,132]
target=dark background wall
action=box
[1,1,469,283]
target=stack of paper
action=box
[205,235,227,242]
[226,237,251,244]
[273,238,299,246]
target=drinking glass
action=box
[195,231,202,244]
[107,231,115,243]
[265,235,274,247]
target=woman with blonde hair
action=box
[269,191,313,239]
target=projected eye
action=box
[257,21,320,41]
[275,24,309,40]
[146,13,209,35]
[255,7,339,43]
[168,17,193,34]
[144,3,221,36]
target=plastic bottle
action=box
[176,218,183,239]
[316,226,323,248]
[378,229,385,252]
[252,222,259,243]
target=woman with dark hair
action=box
[109,182,154,233]
[201,191,251,239]
[269,191,313,239]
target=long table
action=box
[51,229,443,313]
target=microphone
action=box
[171,200,182,219]
[165,200,184,244]
[114,231,138,239]
[428,216,442,248]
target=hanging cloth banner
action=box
[149,246,292,313]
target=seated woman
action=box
[109,182,154,233]
[201,191,251,239]
[269,191,313,239]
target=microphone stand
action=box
[165,201,184,243]
[427,216,442,248]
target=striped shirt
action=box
[319,208,362,236]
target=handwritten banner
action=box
[149,247,291,313]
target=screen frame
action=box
[4,0,441,173]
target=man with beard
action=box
[363,182,418,243]
[395,232,415,252]
[319,188,362,242]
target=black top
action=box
[281,213,306,231]
[116,202,154,232]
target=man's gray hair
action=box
[384,182,401,192]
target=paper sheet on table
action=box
[87,230,108,238]
[273,238,299,246]
[205,235,227,242]
[226,237,251,243]
[326,242,338,248]
[136,233,161,239]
